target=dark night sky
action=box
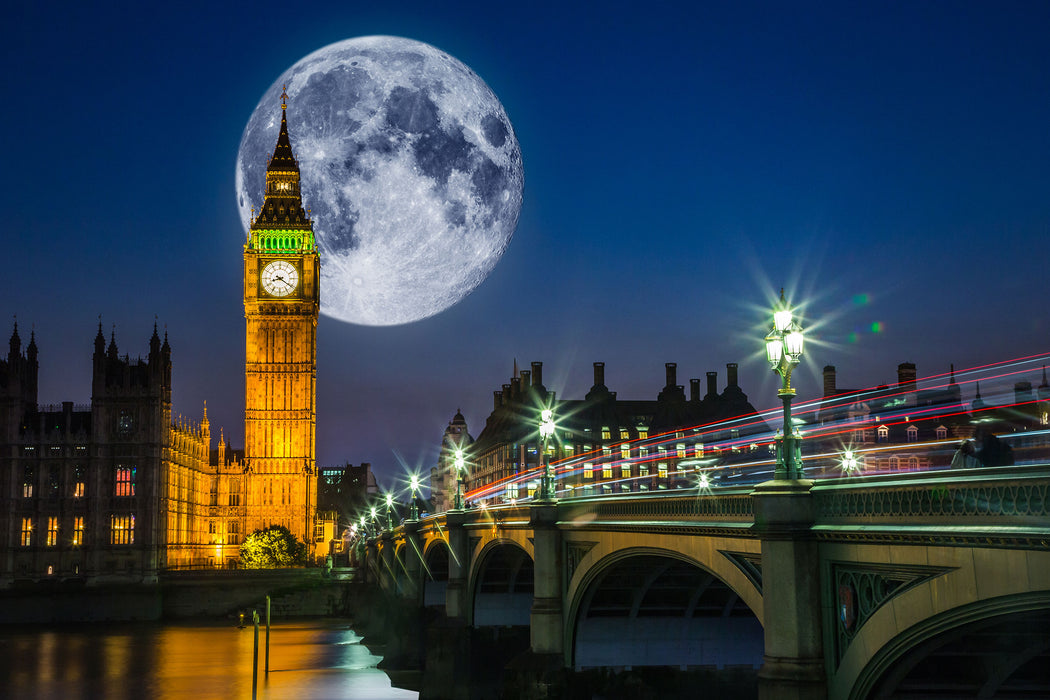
[6,1,1048,488]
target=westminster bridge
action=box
[358,464,1050,699]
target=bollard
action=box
[265,595,271,675]
[252,610,260,700]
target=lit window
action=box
[584,444,592,453]
[47,517,59,546]
[227,521,240,545]
[877,425,889,442]
[73,517,84,546]
[621,464,631,479]
[115,467,135,497]
[639,465,649,477]
[564,444,574,455]
[638,428,648,440]
[676,444,686,459]
[20,518,32,547]
[620,446,630,460]
[602,447,612,458]
[640,447,649,458]
[110,514,135,545]
[22,466,34,498]
[74,477,85,498]
[602,466,612,480]
[527,482,537,498]
[695,444,704,458]
[658,463,668,479]
[583,463,593,479]
[620,429,629,440]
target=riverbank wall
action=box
[0,569,351,624]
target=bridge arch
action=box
[566,547,764,671]
[468,539,534,627]
[849,591,1050,699]
[422,539,451,607]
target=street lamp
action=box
[369,505,378,533]
[841,449,859,475]
[453,448,466,510]
[538,406,557,500]
[384,492,394,530]
[359,514,367,537]
[408,474,420,519]
[765,289,805,480]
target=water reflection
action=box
[0,620,417,700]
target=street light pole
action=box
[384,493,393,530]
[765,289,806,480]
[538,407,557,501]
[453,449,465,510]
[409,475,420,519]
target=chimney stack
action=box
[531,361,543,387]
[519,370,531,393]
[690,378,700,402]
[706,371,718,398]
[593,362,605,387]
[726,363,739,387]
[897,363,917,392]
[665,362,677,388]
[494,390,502,411]
[823,366,837,397]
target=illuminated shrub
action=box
[239,524,308,569]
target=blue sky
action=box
[6,1,1048,486]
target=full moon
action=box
[236,36,524,326]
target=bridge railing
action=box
[812,463,1050,534]
[557,486,756,530]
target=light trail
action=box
[461,351,1049,504]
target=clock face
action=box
[261,260,299,297]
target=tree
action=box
[239,524,308,569]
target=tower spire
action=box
[247,88,313,250]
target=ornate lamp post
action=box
[359,515,368,538]
[384,492,394,530]
[452,449,466,510]
[537,407,557,500]
[369,505,378,534]
[765,289,806,480]
[408,474,420,519]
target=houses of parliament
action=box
[0,93,319,583]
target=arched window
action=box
[877,425,889,442]
[906,425,918,443]
[935,425,948,440]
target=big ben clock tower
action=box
[243,88,319,544]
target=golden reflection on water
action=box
[0,620,417,700]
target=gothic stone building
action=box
[0,324,249,585]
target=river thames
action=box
[0,619,418,700]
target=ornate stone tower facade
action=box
[243,89,319,544]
